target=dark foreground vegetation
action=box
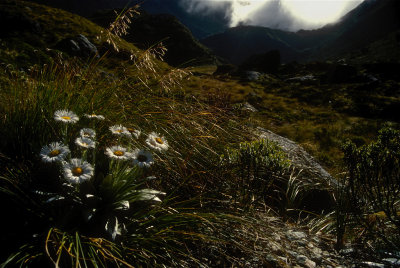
[1,0,400,267]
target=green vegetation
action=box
[221,139,290,209]
[341,127,400,249]
[2,0,400,266]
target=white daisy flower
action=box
[54,110,79,123]
[80,128,96,139]
[84,113,105,120]
[63,158,94,184]
[132,149,154,168]
[127,127,141,139]
[109,125,131,137]
[105,145,132,160]
[75,137,95,149]
[146,132,169,151]
[40,142,70,162]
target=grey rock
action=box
[360,261,385,268]
[286,75,318,85]
[245,71,262,81]
[322,251,331,256]
[295,254,308,263]
[241,102,258,113]
[295,254,316,268]
[75,34,98,57]
[256,127,337,188]
[69,40,80,53]
[286,230,307,241]
[55,34,98,58]
[383,258,400,265]
[339,248,355,255]
[255,127,337,213]
[304,259,317,268]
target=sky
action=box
[179,0,364,31]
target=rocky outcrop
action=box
[55,34,98,58]
[232,213,353,267]
[255,127,337,213]
[256,127,336,188]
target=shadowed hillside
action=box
[90,9,217,66]
[25,0,230,39]
[201,0,400,64]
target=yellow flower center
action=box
[155,137,164,144]
[114,150,124,156]
[82,142,88,146]
[61,116,71,120]
[72,167,83,176]
[137,155,147,162]
[83,133,90,137]
[116,129,123,133]
[49,149,60,157]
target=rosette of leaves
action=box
[1,153,218,267]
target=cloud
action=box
[245,0,301,31]
[178,0,363,32]
[178,0,232,18]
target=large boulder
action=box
[255,127,336,213]
[55,34,98,58]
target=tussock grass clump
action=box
[0,55,258,267]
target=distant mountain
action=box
[313,0,400,61]
[201,0,400,64]
[25,0,230,39]
[201,26,313,64]
[138,0,230,39]
[90,10,217,66]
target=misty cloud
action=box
[178,0,363,32]
[178,0,232,18]
[248,0,301,31]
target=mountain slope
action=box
[201,0,400,64]
[313,0,400,61]
[201,26,303,64]
[0,0,148,70]
[90,10,217,66]
[25,0,230,39]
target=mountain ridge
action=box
[202,0,400,64]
